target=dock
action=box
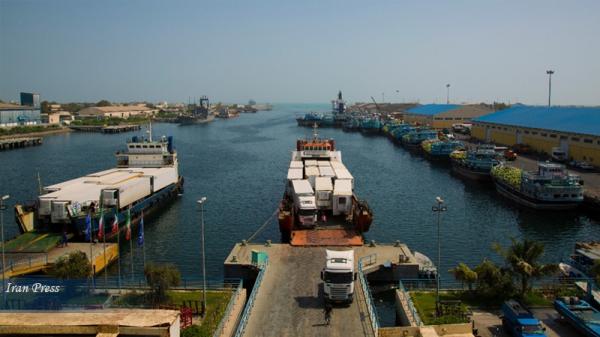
[2,242,118,278]
[224,242,423,337]
[0,137,42,151]
[70,124,141,133]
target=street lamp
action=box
[1,194,10,308]
[432,196,447,314]
[546,70,555,108]
[446,84,451,104]
[197,197,207,316]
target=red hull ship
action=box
[278,126,373,246]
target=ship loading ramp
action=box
[224,242,422,337]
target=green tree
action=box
[51,251,92,279]
[473,258,515,301]
[96,100,111,107]
[494,238,558,297]
[449,263,477,291]
[144,263,181,304]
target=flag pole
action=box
[89,213,95,289]
[102,209,107,291]
[141,211,146,272]
[116,214,122,292]
[129,208,134,282]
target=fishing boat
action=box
[421,139,464,161]
[390,125,415,144]
[558,262,586,279]
[401,129,438,150]
[15,124,183,239]
[359,117,383,134]
[566,242,600,278]
[342,117,361,132]
[413,251,437,279]
[491,162,583,210]
[451,144,500,181]
[278,126,373,245]
[296,112,324,126]
[554,298,600,337]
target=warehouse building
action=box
[0,103,41,127]
[77,105,157,119]
[403,104,494,130]
[472,105,600,165]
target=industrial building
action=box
[403,104,494,130]
[77,105,157,119]
[472,105,600,165]
[0,92,42,127]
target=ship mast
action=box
[312,123,319,141]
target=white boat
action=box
[413,251,437,273]
[559,262,586,279]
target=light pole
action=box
[1,195,10,308]
[546,70,554,108]
[446,84,450,104]
[432,196,447,314]
[197,197,207,316]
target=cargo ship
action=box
[278,126,373,245]
[450,144,500,181]
[491,162,583,210]
[16,126,183,239]
[554,298,600,337]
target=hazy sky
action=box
[1,0,599,105]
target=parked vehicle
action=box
[504,149,517,161]
[501,300,547,337]
[551,147,568,163]
[554,297,600,337]
[321,249,356,304]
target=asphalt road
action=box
[472,308,581,337]
[241,247,374,337]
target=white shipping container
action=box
[317,161,331,167]
[319,166,335,178]
[305,166,320,187]
[292,179,314,195]
[38,197,56,216]
[333,179,353,216]
[305,160,318,167]
[117,176,152,208]
[333,167,354,189]
[290,161,303,169]
[315,177,333,209]
[330,161,345,170]
[287,168,303,180]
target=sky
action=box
[1,0,600,105]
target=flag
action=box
[137,213,144,247]
[98,208,104,240]
[111,213,119,235]
[125,209,131,240]
[85,213,92,241]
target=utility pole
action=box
[198,197,207,316]
[546,70,555,108]
[1,195,10,309]
[432,196,447,314]
[446,84,450,104]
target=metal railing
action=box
[358,255,379,336]
[213,279,244,337]
[398,279,423,326]
[233,256,268,337]
[1,254,50,276]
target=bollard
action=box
[265,240,271,247]
[231,255,238,263]
[241,240,247,246]
[394,240,401,247]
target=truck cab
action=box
[502,300,547,337]
[321,249,356,304]
[551,147,568,163]
[291,180,317,227]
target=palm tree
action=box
[449,263,477,291]
[493,238,558,296]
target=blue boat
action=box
[343,117,361,132]
[401,129,438,150]
[554,298,600,337]
[360,117,382,134]
[389,125,415,143]
[422,139,465,160]
[451,144,500,181]
[296,112,323,126]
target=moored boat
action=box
[567,242,600,278]
[359,117,382,134]
[491,162,583,210]
[177,96,214,125]
[15,125,183,239]
[422,139,464,161]
[401,128,438,150]
[554,298,600,337]
[278,126,373,245]
[451,144,500,181]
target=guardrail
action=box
[1,254,50,276]
[398,279,423,326]
[233,256,268,337]
[213,280,244,337]
[358,255,379,336]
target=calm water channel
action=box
[0,104,599,281]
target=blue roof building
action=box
[474,105,600,137]
[406,104,460,116]
[471,105,600,166]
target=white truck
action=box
[551,147,568,163]
[321,249,356,303]
[315,177,333,209]
[291,179,318,227]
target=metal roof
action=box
[474,105,600,137]
[406,104,460,116]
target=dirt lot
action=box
[471,308,581,337]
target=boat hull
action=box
[451,161,492,182]
[177,115,214,125]
[493,178,581,210]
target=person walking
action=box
[323,302,332,325]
